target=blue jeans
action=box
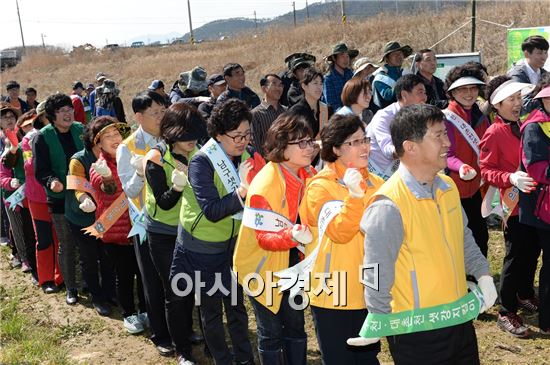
[249,292,306,352]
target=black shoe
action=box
[92,301,111,316]
[235,360,256,365]
[189,331,204,345]
[177,353,197,365]
[42,281,60,294]
[66,289,78,305]
[156,344,175,357]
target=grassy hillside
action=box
[1,1,549,123]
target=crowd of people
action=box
[0,34,549,365]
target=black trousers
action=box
[311,306,380,365]
[148,231,194,357]
[133,235,172,346]
[388,321,480,365]
[68,222,116,303]
[103,243,146,317]
[200,285,253,365]
[535,228,550,330]
[461,191,489,257]
[499,216,541,314]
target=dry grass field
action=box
[2,2,550,364]
[1,1,549,122]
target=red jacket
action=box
[70,94,86,124]
[89,152,131,244]
[479,115,521,216]
[445,100,490,198]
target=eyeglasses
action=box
[0,114,16,121]
[341,137,370,147]
[144,109,166,119]
[56,107,74,114]
[225,132,251,143]
[288,139,316,149]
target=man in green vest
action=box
[33,94,84,305]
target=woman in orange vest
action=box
[300,114,383,364]
[234,113,317,365]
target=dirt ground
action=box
[2,231,550,364]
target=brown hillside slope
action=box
[1,1,549,122]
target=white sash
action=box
[274,200,344,297]
[200,138,243,220]
[374,74,397,88]
[127,199,147,243]
[5,183,25,211]
[368,159,399,181]
[242,207,304,254]
[443,110,480,158]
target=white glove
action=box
[79,197,96,213]
[91,159,112,178]
[238,161,253,190]
[9,178,20,189]
[509,171,536,193]
[459,164,477,181]
[347,337,381,347]
[171,169,188,192]
[477,275,498,313]
[130,154,145,177]
[291,224,313,245]
[343,168,365,199]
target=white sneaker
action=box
[137,312,150,328]
[124,314,144,334]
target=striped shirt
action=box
[251,101,287,157]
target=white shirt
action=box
[116,126,160,200]
[525,61,541,85]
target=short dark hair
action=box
[413,49,434,63]
[44,93,73,123]
[391,104,445,157]
[25,87,37,95]
[208,98,252,137]
[522,35,549,53]
[223,63,243,77]
[486,75,512,107]
[395,74,424,101]
[132,90,167,114]
[264,113,313,162]
[260,74,281,87]
[300,67,324,86]
[6,80,20,91]
[444,63,486,100]
[341,77,371,107]
[320,114,365,162]
[160,102,205,145]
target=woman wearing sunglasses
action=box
[300,114,383,364]
[170,99,258,365]
[234,113,317,365]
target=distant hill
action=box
[177,0,467,42]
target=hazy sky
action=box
[1,0,321,50]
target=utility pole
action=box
[254,10,257,30]
[341,0,346,24]
[395,0,398,15]
[292,2,296,27]
[41,33,46,48]
[471,0,476,51]
[305,0,310,23]
[187,0,195,44]
[15,0,26,53]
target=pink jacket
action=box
[21,129,47,203]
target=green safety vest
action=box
[179,150,249,243]
[64,148,97,227]
[145,143,197,227]
[40,122,84,199]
